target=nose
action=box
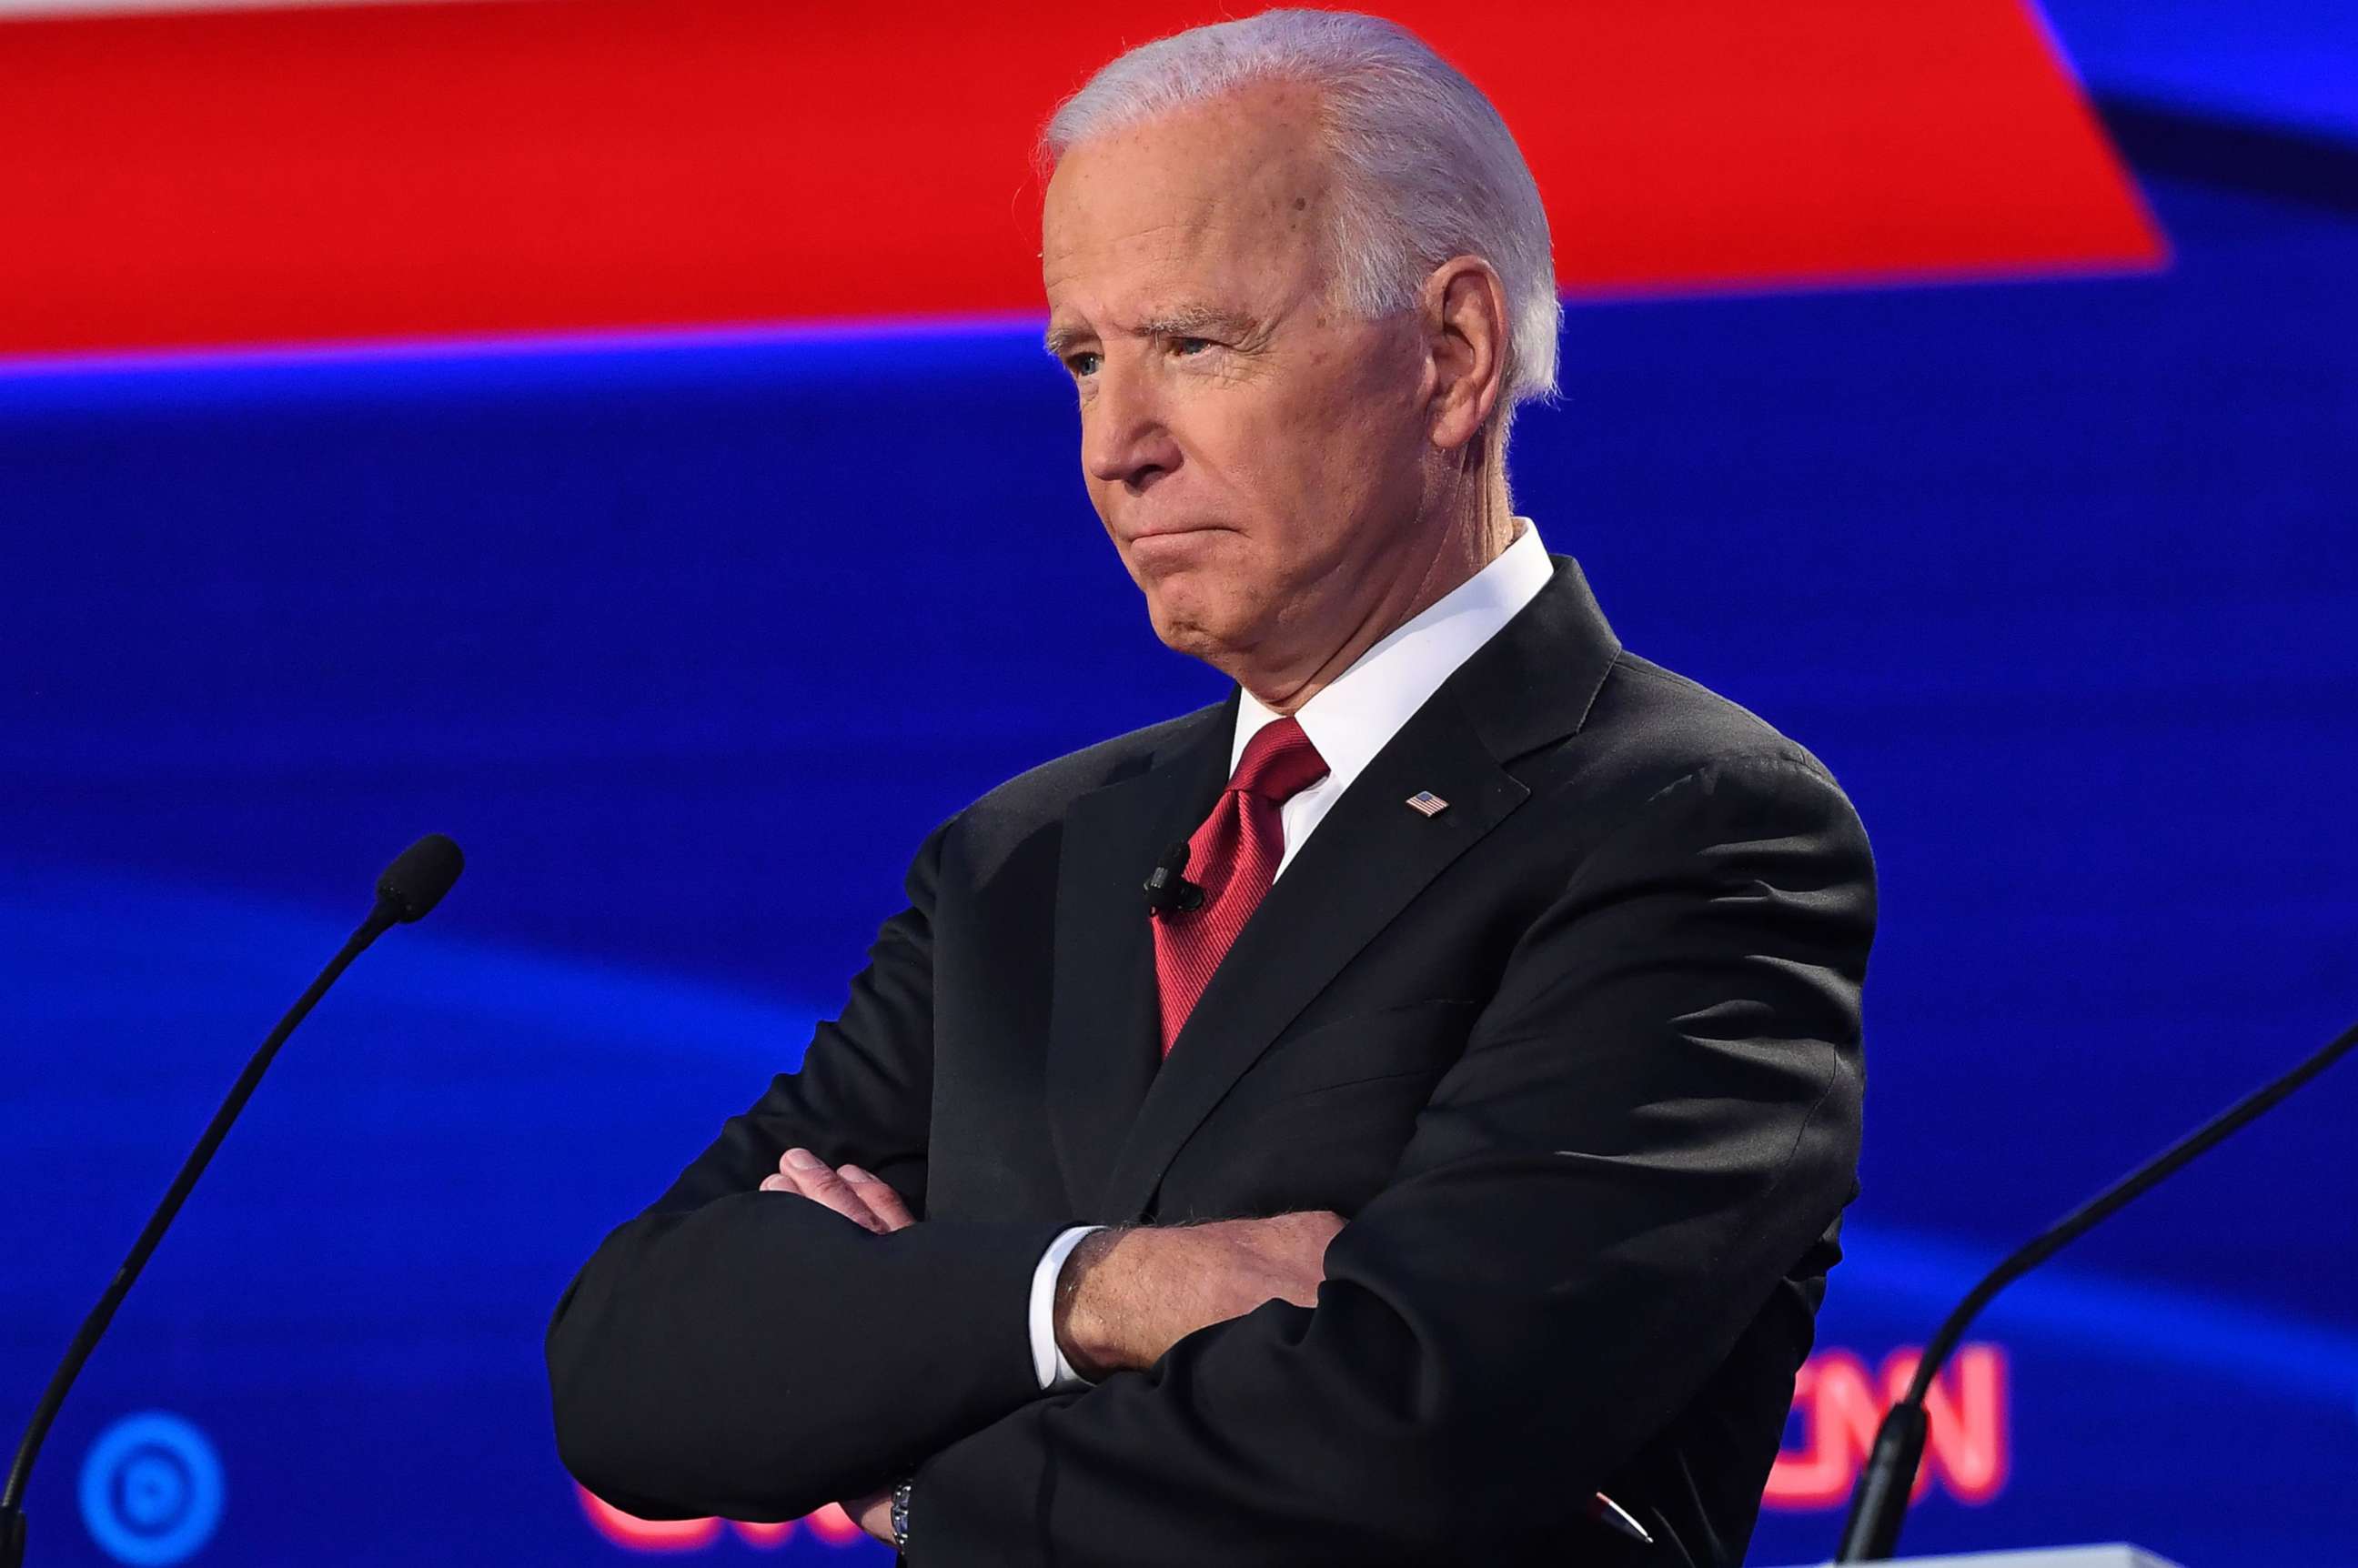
[1081,362,1179,491]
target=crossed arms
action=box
[546,751,1873,1563]
[753,1154,1346,1541]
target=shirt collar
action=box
[1231,519,1553,789]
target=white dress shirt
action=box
[1025,519,1557,1390]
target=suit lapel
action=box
[1095,554,1623,1221]
[1098,695,1522,1219]
[1043,697,1236,1215]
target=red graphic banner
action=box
[0,1,2162,359]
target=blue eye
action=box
[1067,352,1101,377]
[1173,337,1213,357]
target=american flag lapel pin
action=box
[1405,790,1449,818]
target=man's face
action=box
[1042,85,1436,686]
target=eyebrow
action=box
[1043,304,1259,360]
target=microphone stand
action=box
[1,836,459,1568]
[1835,1011,2358,1561]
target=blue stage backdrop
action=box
[5,141,2355,1568]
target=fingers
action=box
[766,1150,882,1232]
[841,1163,917,1231]
[758,1148,913,1234]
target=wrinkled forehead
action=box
[1040,83,1339,312]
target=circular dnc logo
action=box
[78,1413,224,1565]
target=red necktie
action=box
[1154,716,1330,1055]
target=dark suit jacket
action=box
[547,555,1876,1565]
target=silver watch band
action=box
[890,1474,913,1553]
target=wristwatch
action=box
[890,1474,914,1557]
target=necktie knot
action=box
[1229,716,1328,803]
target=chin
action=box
[1145,604,1221,662]
[1145,590,1274,678]
[1140,586,1227,658]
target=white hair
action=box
[1041,7,1561,449]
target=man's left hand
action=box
[760,1148,916,1233]
[761,1151,914,1540]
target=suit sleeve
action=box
[905,753,1875,1565]
[546,817,1073,1523]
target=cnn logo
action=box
[1766,1343,2009,1510]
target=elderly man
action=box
[547,9,1873,1564]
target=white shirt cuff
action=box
[1027,1224,1109,1392]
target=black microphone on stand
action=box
[1835,1010,2358,1562]
[1142,840,1205,915]
[0,834,465,1568]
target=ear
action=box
[1421,256,1510,454]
